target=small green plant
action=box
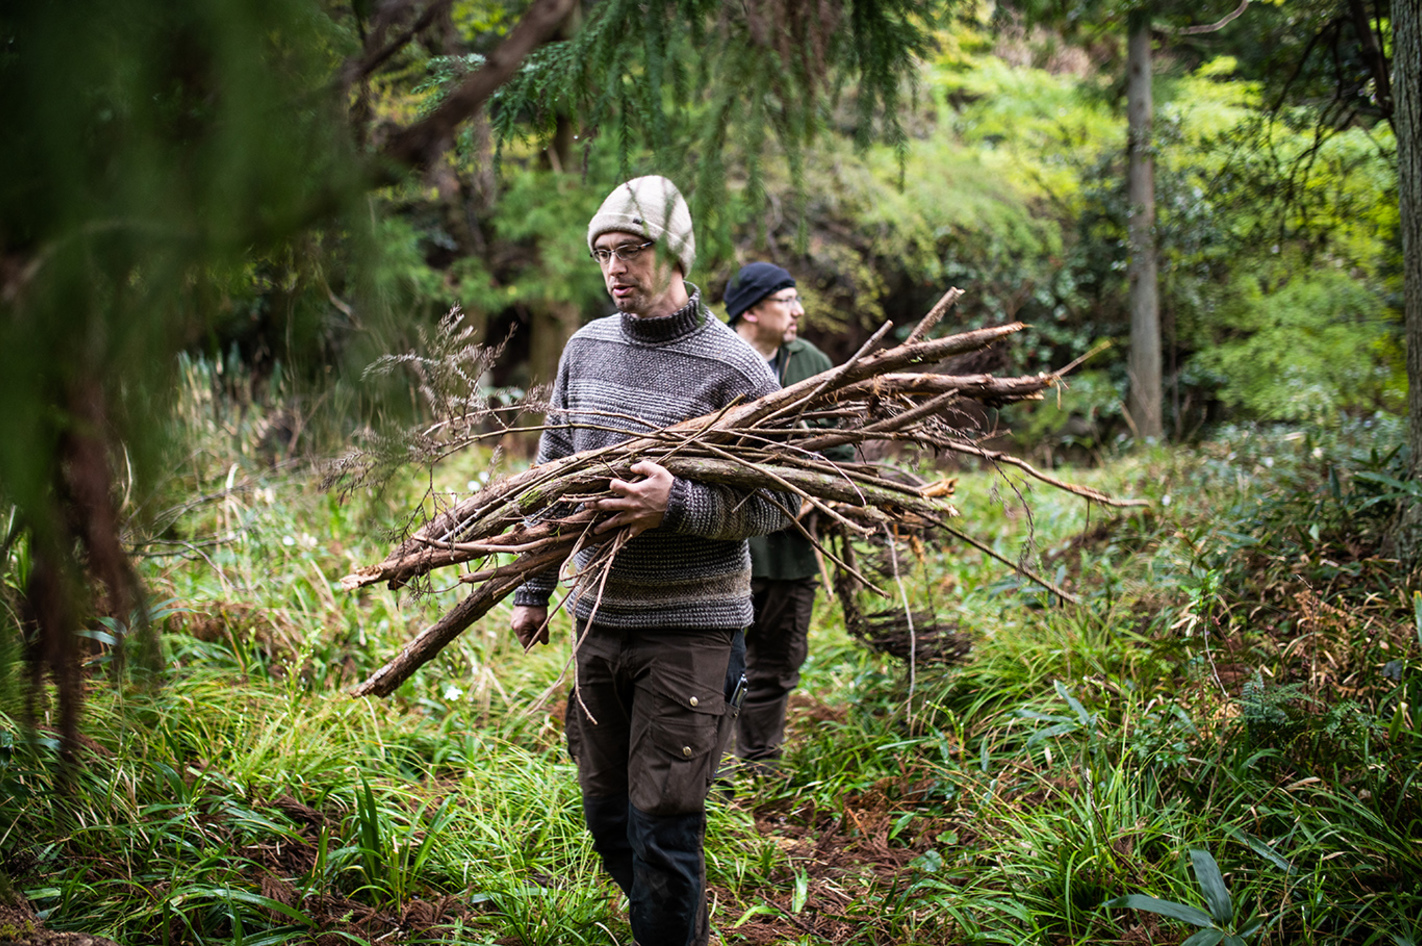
[1017,680,1107,800]
[344,775,456,908]
[79,597,186,678]
[1238,672,1309,752]
[1105,848,1266,946]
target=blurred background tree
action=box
[1394,0,1422,564]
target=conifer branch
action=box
[380,0,578,171]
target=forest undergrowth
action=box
[1,365,1420,946]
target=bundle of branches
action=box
[343,288,1140,698]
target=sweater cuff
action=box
[513,585,553,608]
[660,476,694,534]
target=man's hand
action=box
[511,605,550,649]
[590,459,673,537]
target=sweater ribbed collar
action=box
[620,283,706,345]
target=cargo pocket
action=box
[631,666,727,816]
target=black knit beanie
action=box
[724,262,795,323]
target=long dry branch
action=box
[349,544,567,698]
[940,438,1151,509]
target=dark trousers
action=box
[567,623,744,946]
[736,577,816,764]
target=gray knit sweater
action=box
[512,286,792,629]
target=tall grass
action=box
[1,363,1418,944]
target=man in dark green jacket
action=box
[725,262,852,769]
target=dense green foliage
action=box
[486,0,936,240]
[4,0,1398,469]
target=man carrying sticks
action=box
[509,176,792,946]
[725,262,852,773]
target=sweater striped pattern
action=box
[513,287,792,630]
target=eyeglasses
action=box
[590,241,655,265]
[767,292,802,307]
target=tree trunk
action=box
[1348,0,1393,118]
[1126,9,1163,439]
[1395,0,1422,566]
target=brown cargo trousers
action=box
[566,623,745,946]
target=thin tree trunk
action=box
[1126,9,1163,439]
[1395,0,1422,565]
[1348,0,1393,118]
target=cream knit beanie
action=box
[587,175,696,276]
